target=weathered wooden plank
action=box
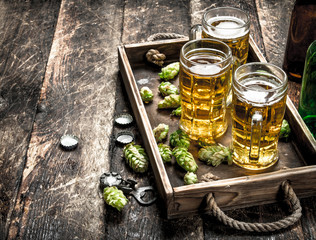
[107,0,205,239]
[255,0,301,108]
[255,0,295,66]
[7,0,124,239]
[0,1,61,239]
[122,0,190,44]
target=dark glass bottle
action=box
[298,41,316,138]
[282,0,316,82]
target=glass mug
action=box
[231,62,288,170]
[191,7,250,66]
[179,39,232,142]
[190,7,250,106]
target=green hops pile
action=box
[198,144,232,167]
[170,129,190,149]
[172,147,198,173]
[158,143,172,163]
[184,172,198,185]
[158,82,179,96]
[123,142,149,173]
[153,123,169,142]
[103,186,128,211]
[158,94,181,109]
[140,86,154,103]
[158,62,180,80]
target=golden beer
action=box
[179,39,232,142]
[232,63,288,170]
[202,7,250,65]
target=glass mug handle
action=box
[190,24,203,40]
[249,111,263,161]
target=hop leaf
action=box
[184,172,198,185]
[158,62,180,80]
[140,86,153,103]
[173,147,198,173]
[171,106,181,117]
[279,119,291,142]
[123,142,149,173]
[158,94,181,109]
[158,143,172,163]
[170,129,190,149]
[198,144,232,167]
[153,123,169,142]
[158,82,179,96]
[103,186,128,211]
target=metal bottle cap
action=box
[116,132,134,144]
[114,113,133,126]
[60,134,79,150]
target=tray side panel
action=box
[285,99,316,164]
[118,46,174,204]
[168,166,316,218]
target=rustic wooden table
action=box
[1,0,315,239]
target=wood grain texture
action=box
[255,0,295,66]
[7,0,123,239]
[0,1,61,239]
[109,0,205,239]
[122,0,190,44]
[255,0,301,108]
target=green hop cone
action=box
[184,172,198,185]
[140,86,153,103]
[198,144,232,167]
[279,119,291,142]
[171,106,181,117]
[123,142,149,173]
[172,147,198,173]
[158,143,172,163]
[158,62,180,80]
[153,123,169,142]
[170,129,190,149]
[103,186,128,211]
[158,81,179,96]
[158,94,181,109]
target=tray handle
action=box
[206,181,302,232]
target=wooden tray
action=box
[118,37,316,219]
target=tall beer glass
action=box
[179,39,232,143]
[201,7,250,66]
[232,63,288,170]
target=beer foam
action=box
[241,78,279,104]
[190,64,222,76]
[206,16,248,39]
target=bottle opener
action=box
[100,172,156,206]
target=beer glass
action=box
[190,7,250,105]
[179,39,232,142]
[201,7,250,66]
[232,62,288,170]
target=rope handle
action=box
[206,181,302,232]
[147,33,187,42]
